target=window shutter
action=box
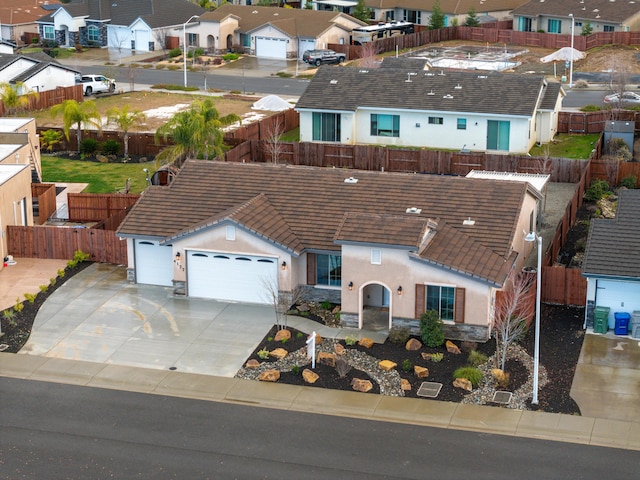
[415,284,426,318]
[307,253,316,285]
[454,287,465,323]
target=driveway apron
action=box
[20,264,276,377]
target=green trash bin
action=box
[594,306,610,334]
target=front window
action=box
[240,33,250,47]
[88,25,100,42]
[316,254,341,286]
[428,116,444,125]
[457,118,467,130]
[43,25,54,40]
[603,25,615,32]
[312,112,341,142]
[426,285,455,321]
[547,19,562,34]
[371,114,399,137]
[188,33,198,46]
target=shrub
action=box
[101,139,120,156]
[24,293,37,304]
[401,359,413,372]
[3,309,17,327]
[453,366,483,388]
[67,259,78,268]
[492,369,510,389]
[39,285,48,293]
[267,336,273,342]
[320,300,332,310]
[344,335,357,346]
[49,277,57,287]
[420,310,445,348]
[169,48,182,58]
[223,53,239,61]
[14,298,24,313]
[388,326,410,345]
[579,104,600,112]
[573,79,589,89]
[79,138,99,155]
[257,348,270,360]
[57,268,65,278]
[430,352,444,363]
[296,332,303,339]
[467,350,488,367]
[620,175,637,189]
[74,250,90,262]
[584,179,610,202]
[291,365,300,375]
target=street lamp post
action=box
[183,15,200,88]
[525,231,542,405]
[569,13,575,88]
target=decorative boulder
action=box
[274,329,291,342]
[401,379,412,391]
[405,338,423,351]
[358,337,374,349]
[245,359,261,369]
[302,369,319,384]
[414,365,429,378]
[258,370,280,382]
[351,378,373,393]
[298,303,310,312]
[334,343,346,355]
[378,360,397,371]
[453,378,473,391]
[269,348,288,359]
[446,340,461,354]
[311,333,323,344]
[318,351,336,367]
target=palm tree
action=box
[155,99,240,167]
[107,105,147,158]
[0,81,39,116]
[50,99,102,153]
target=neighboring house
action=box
[0,41,16,54]
[295,63,564,153]
[582,189,640,332]
[512,0,640,34]
[188,5,366,59]
[0,118,42,183]
[0,0,52,46]
[35,0,204,52]
[0,52,79,93]
[0,164,33,266]
[313,0,527,26]
[116,160,542,342]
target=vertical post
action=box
[532,235,542,405]
[569,13,575,89]
[183,15,200,88]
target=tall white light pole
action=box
[183,15,200,88]
[525,231,542,405]
[569,13,575,88]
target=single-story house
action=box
[582,189,640,332]
[512,0,640,34]
[0,163,33,266]
[0,118,41,182]
[0,41,16,55]
[35,0,204,52]
[116,160,544,342]
[0,52,80,93]
[188,5,366,59]
[313,0,527,25]
[295,63,564,153]
[0,0,52,46]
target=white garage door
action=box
[595,279,640,328]
[256,37,287,59]
[299,39,315,58]
[135,240,173,286]
[187,251,278,304]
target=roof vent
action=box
[425,72,435,76]
[406,207,422,214]
[463,217,475,226]
[427,90,435,95]
[454,84,462,89]
[344,177,358,184]
[443,94,453,99]
[330,79,338,84]
[252,10,258,13]
[426,219,438,230]
[477,75,488,79]
[438,70,445,76]
[358,69,369,73]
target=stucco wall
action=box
[0,165,33,259]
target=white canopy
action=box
[252,95,294,112]
[540,47,586,63]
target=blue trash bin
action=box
[614,312,631,335]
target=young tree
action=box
[581,21,593,36]
[465,7,480,27]
[153,27,172,54]
[492,270,535,371]
[261,275,303,330]
[428,1,446,30]
[0,82,38,116]
[263,118,286,164]
[155,98,240,167]
[352,0,371,23]
[107,105,147,158]
[50,99,102,153]
[357,41,379,69]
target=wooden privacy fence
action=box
[7,225,127,264]
[557,111,640,134]
[31,183,57,225]
[0,85,83,116]
[223,108,299,143]
[542,266,587,306]
[67,193,140,222]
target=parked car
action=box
[302,49,346,67]
[76,74,116,96]
[604,91,640,105]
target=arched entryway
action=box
[226,34,233,51]
[358,282,392,331]
[207,34,215,51]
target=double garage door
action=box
[255,36,287,59]
[187,251,277,304]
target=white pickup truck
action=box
[76,74,116,96]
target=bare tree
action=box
[606,52,632,121]
[492,270,535,371]
[263,118,286,164]
[153,27,172,55]
[261,275,303,330]
[357,41,380,69]
[111,28,130,64]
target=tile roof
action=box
[511,0,640,23]
[295,66,547,117]
[334,212,429,248]
[118,161,529,285]
[0,1,53,25]
[583,189,640,279]
[199,5,366,38]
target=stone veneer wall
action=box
[298,285,341,305]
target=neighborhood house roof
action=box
[295,66,548,117]
[583,189,640,279]
[0,53,79,84]
[511,0,640,23]
[117,161,529,286]
[360,0,528,15]
[466,170,549,196]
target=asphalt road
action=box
[1,377,637,479]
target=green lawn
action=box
[42,155,156,194]
[529,134,601,159]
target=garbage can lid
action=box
[614,312,631,321]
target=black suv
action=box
[302,49,346,66]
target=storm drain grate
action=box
[492,391,512,404]
[417,382,442,398]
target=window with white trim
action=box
[88,25,100,43]
[426,285,455,321]
[370,114,399,137]
[371,249,381,265]
[428,116,444,125]
[43,25,54,40]
[226,225,236,241]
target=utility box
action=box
[593,306,610,334]
[614,312,631,336]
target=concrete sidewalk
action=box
[1,353,638,451]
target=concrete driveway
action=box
[20,264,276,377]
